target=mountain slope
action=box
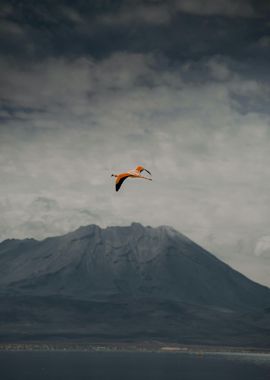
[0,223,270,346]
[0,223,269,310]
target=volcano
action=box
[0,223,269,347]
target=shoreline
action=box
[0,343,270,355]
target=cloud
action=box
[2,52,269,131]
[0,194,115,241]
[175,0,256,17]
[100,4,171,25]
[0,0,268,68]
[0,3,14,18]
[59,6,84,24]
[258,35,270,48]
[254,236,270,257]
[206,57,232,80]
[0,20,25,36]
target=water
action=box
[0,351,269,380]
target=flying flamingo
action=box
[111,165,152,192]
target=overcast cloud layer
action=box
[1,0,270,286]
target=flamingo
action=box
[111,165,152,192]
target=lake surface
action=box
[0,351,269,380]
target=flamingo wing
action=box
[115,173,130,192]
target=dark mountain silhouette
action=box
[0,223,270,347]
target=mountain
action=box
[0,223,270,347]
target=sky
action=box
[1,0,270,286]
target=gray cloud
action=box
[100,3,171,25]
[0,20,25,36]
[59,5,84,24]
[258,35,270,48]
[1,0,269,64]
[175,0,255,17]
[254,236,270,258]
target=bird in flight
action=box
[111,165,152,192]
